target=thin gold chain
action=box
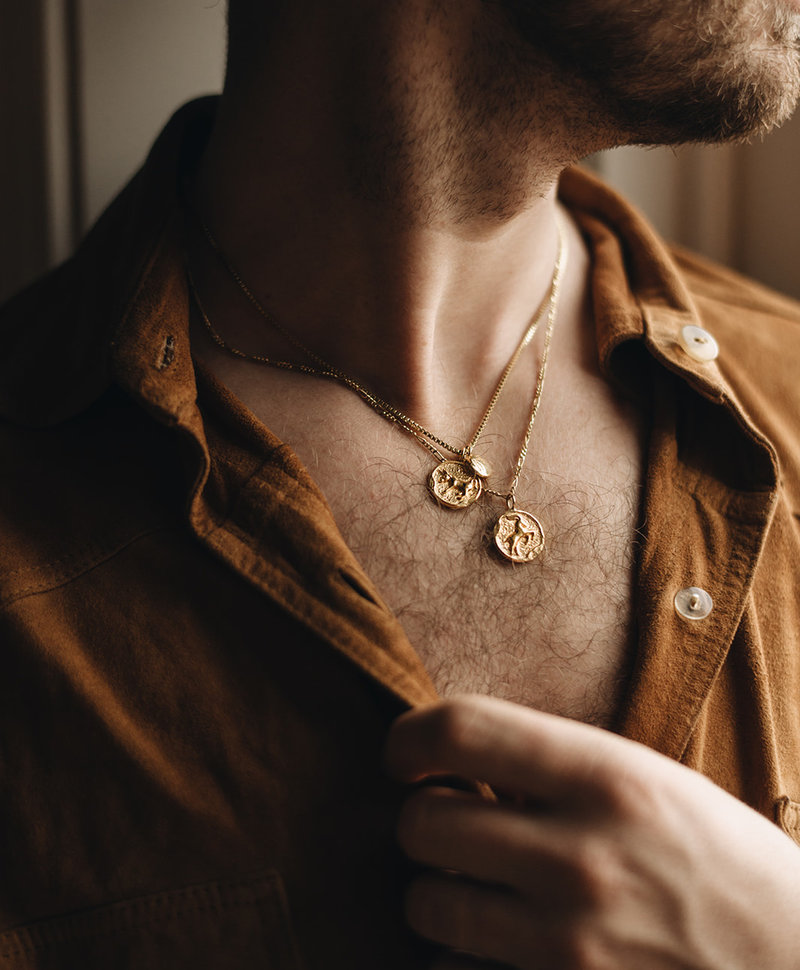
[195,219,564,462]
[189,214,568,506]
[187,267,449,461]
[483,225,567,506]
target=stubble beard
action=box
[341,0,800,226]
[498,0,800,144]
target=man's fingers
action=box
[385,694,635,804]
[405,871,530,967]
[397,786,596,905]
[406,871,579,970]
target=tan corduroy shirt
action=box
[1,99,799,969]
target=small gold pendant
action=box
[428,461,483,509]
[493,509,545,563]
[466,455,491,479]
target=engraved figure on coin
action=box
[493,510,545,563]
[428,461,483,509]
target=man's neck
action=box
[192,0,609,425]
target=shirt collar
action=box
[0,97,217,429]
[559,167,727,403]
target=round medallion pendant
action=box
[428,461,483,509]
[493,510,545,563]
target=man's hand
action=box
[384,695,800,970]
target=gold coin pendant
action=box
[428,461,483,509]
[493,509,545,563]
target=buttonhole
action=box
[339,568,379,606]
[156,334,176,370]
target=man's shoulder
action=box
[0,100,216,428]
[665,244,800,497]
[668,244,800,402]
[669,243,800,329]
[0,256,111,427]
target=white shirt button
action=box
[679,325,719,362]
[674,586,713,621]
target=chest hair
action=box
[322,443,643,727]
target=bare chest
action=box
[194,312,645,726]
[217,371,645,728]
[320,439,642,727]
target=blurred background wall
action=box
[0,0,225,303]
[1,0,799,304]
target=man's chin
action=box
[504,0,800,147]
[613,73,800,147]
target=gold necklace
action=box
[188,215,567,562]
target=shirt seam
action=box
[0,871,286,956]
[0,525,178,610]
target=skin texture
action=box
[498,0,800,142]
[194,2,800,965]
[385,696,800,969]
